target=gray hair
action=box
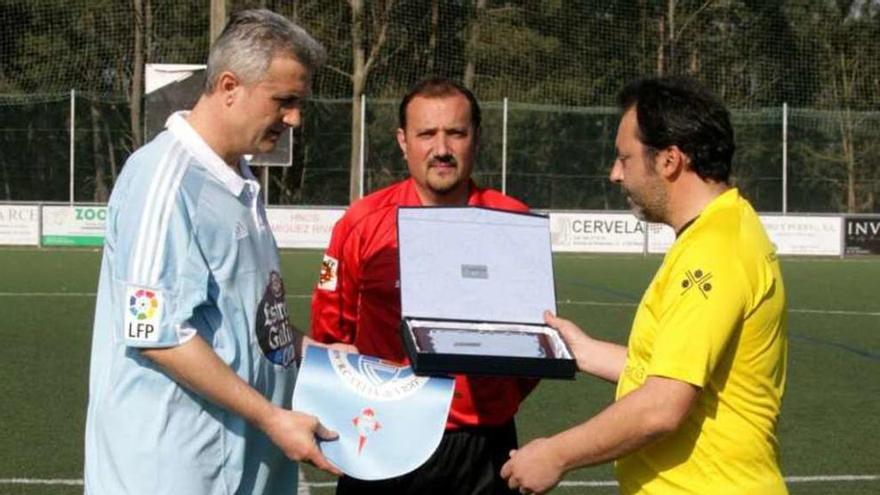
[204,9,326,93]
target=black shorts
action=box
[335,419,519,495]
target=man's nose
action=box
[282,108,301,128]
[609,159,623,183]
[432,133,450,157]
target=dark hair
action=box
[618,76,734,182]
[398,77,481,131]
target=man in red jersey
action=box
[311,77,536,494]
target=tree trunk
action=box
[667,0,676,71]
[656,16,665,75]
[837,52,858,213]
[841,109,857,212]
[130,0,145,149]
[209,0,226,45]
[688,48,699,74]
[348,0,394,203]
[91,100,110,202]
[103,106,119,183]
[639,0,648,74]
[463,0,486,89]
[427,0,439,74]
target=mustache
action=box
[429,154,457,166]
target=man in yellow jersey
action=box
[501,76,788,495]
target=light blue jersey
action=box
[85,112,299,494]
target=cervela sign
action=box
[0,204,876,257]
[546,212,848,256]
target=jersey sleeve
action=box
[311,214,360,344]
[646,239,749,387]
[111,180,210,348]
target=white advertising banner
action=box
[549,212,646,253]
[647,222,676,254]
[0,204,39,245]
[42,205,107,246]
[760,215,841,256]
[267,207,345,249]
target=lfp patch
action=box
[124,286,163,343]
[292,347,454,480]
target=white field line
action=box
[1,292,878,317]
[298,470,311,495]
[1,474,877,488]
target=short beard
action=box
[426,154,461,195]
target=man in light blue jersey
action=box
[85,9,346,494]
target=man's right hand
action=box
[261,407,342,475]
[544,310,592,373]
[544,310,628,382]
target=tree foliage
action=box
[0,0,878,211]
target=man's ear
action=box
[396,128,408,159]
[658,145,687,179]
[217,71,242,107]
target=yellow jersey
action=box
[616,188,788,495]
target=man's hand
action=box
[544,310,627,382]
[544,311,591,373]
[326,342,358,354]
[500,438,566,494]
[260,407,342,475]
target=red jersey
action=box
[311,178,537,429]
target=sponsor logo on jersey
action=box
[680,268,713,299]
[318,254,338,291]
[256,271,296,367]
[124,286,163,342]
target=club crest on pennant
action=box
[329,350,429,401]
[352,408,382,455]
[291,347,455,481]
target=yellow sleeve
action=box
[647,241,749,387]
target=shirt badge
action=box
[234,220,249,240]
[124,286,163,342]
[318,254,338,291]
[256,271,295,367]
[680,268,713,299]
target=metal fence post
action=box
[782,102,788,214]
[69,89,76,204]
[502,97,508,195]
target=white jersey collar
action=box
[166,111,255,196]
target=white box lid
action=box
[398,206,556,325]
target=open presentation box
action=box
[398,206,575,379]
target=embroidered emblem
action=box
[318,255,338,291]
[681,268,713,299]
[234,221,249,240]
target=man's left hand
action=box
[500,438,565,494]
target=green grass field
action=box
[0,248,878,494]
